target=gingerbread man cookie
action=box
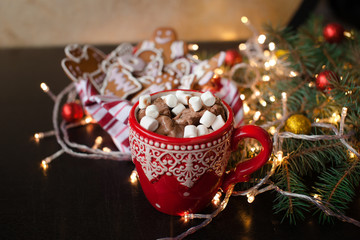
[101,65,142,100]
[138,27,188,65]
[61,44,106,91]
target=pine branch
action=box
[326,157,360,205]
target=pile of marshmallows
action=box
[138,90,226,138]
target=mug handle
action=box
[221,125,273,191]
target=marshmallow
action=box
[199,110,217,127]
[189,96,202,112]
[163,94,178,108]
[140,116,159,132]
[197,124,209,136]
[201,91,216,107]
[171,103,186,116]
[176,90,191,105]
[184,125,198,138]
[211,115,226,131]
[139,94,151,109]
[145,105,159,118]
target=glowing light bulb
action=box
[268,42,276,51]
[264,61,270,70]
[182,212,192,223]
[268,59,277,67]
[253,111,261,121]
[289,71,297,77]
[269,126,276,135]
[212,192,222,206]
[130,170,138,184]
[84,116,93,124]
[241,16,249,24]
[257,34,266,44]
[263,50,270,57]
[281,92,287,100]
[344,31,352,38]
[276,112,282,119]
[247,194,255,203]
[330,112,340,123]
[239,43,247,51]
[243,103,250,114]
[269,95,276,102]
[41,160,48,170]
[188,43,199,51]
[240,94,246,101]
[34,132,44,140]
[40,82,56,101]
[315,118,320,123]
[102,147,111,152]
[40,82,49,92]
[92,136,103,149]
[255,91,260,97]
[262,75,270,82]
[214,68,223,75]
[275,151,284,166]
[259,99,267,107]
[313,194,321,200]
[95,136,103,145]
[341,107,348,116]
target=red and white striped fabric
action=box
[75,78,243,153]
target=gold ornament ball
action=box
[284,114,311,134]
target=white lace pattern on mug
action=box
[129,129,232,188]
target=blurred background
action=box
[0,0,359,48]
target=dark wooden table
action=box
[1,45,360,240]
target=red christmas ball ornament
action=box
[225,49,242,66]
[61,102,84,122]
[323,23,345,43]
[315,70,338,92]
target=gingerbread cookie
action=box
[101,43,133,72]
[165,58,191,78]
[138,27,188,64]
[134,48,162,64]
[138,71,180,92]
[142,56,164,78]
[61,44,106,91]
[101,65,142,100]
[131,76,167,104]
[179,73,196,90]
[118,54,146,73]
[192,51,226,87]
[130,72,180,103]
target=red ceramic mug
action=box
[128,89,272,216]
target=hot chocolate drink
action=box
[137,90,227,138]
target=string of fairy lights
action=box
[34,16,360,240]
